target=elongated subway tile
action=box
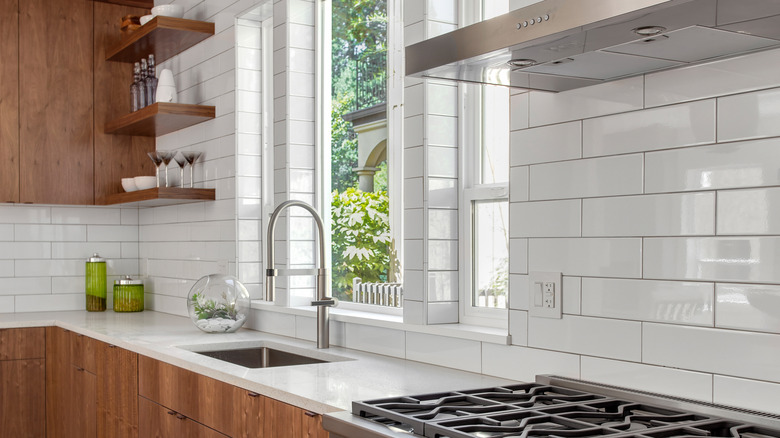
[644,323,780,383]
[719,87,780,142]
[510,200,580,238]
[529,238,642,278]
[404,146,423,178]
[0,242,51,260]
[15,260,83,277]
[716,283,780,334]
[426,302,458,324]
[644,237,780,283]
[404,115,423,148]
[51,207,121,224]
[406,332,481,373]
[714,376,780,415]
[562,276,581,315]
[583,193,715,237]
[15,294,84,312]
[346,324,406,359]
[582,357,713,402]
[529,76,643,127]
[0,205,50,224]
[427,82,458,117]
[582,278,714,326]
[509,239,528,274]
[530,154,643,200]
[247,309,296,337]
[0,224,12,241]
[510,121,581,166]
[529,315,641,361]
[509,310,528,346]
[645,138,780,193]
[482,343,580,382]
[52,242,121,260]
[15,224,86,242]
[509,274,529,310]
[511,92,529,131]
[428,271,457,302]
[427,115,457,147]
[646,47,780,107]
[0,277,51,296]
[428,240,457,271]
[583,100,715,157]
[427,147,458,178]
[404,178,424,209]
[510,166,529,203]
[0,296,13,313]
[428,209,457,240]
[428,178,458,209]
[403,299,425,325]
[404,209,423,239]
[0,261,13,277]
[717,187,780,235]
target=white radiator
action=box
[352,278,403,308]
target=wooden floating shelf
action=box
[93,0,153,8]
[101,187,216,206]
[105,103,215,137]
[106,16,214,64]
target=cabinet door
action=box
[97,342,139,438]
[303,411,329,438]
[72,365,97,438]
[46,327,72,438]
[0,0,18,203]
[19,0,94,205]
[71,331,97,373]
[0,327,45,359]
[139,397,229,438]
[264,397,303,437]
[233,387,265,438]
[0,358,45,437]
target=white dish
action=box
[140,14,154,26]
[151,4,184,18]
[121,178,138,192]
[134,176,157,190]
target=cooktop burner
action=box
[350,381,780,438]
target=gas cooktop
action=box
[333,376,780,438]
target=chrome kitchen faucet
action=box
[266,200,337,349]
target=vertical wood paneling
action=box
[97,342,139,438]
[19,0,94,204]
[0,359,45,437]
[0,327,45,359]
[0,0,19,203]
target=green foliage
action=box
[331,94,359,192]
[191,292,239,320]
[373,160,388,192]
[331,188,391,300]
[332,0,387,94]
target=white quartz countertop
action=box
[0,311,514,413]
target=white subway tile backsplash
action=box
[583,100,715,158]
[481,343,580,382]
[428,178,458,209]
[510,93,529,131]
[51,242,121,260]
[426,302,458,324]
[509,310,528,346]
[644,237,780,283]
[0,277,51,295]
[581,357,713,403]
[404,239,424,270]
[509,239,528,275]
[0,205,50,224]
[404,209,423,239]
[428,271,457,302]
[582,193,715,237]
[427,147,458,178]
[562,276,581,315]
[509,167,529,203]
[529,238,642,278]
[510,200,581,238]
[529,154,643,200]
[51,207,121,225]
[716,283,780,334]
[0,242,51,260]
[714,376,780,415]
[643,323,780,383]
[645,138,780,193]
[15,225,86,242]
[0,261,13,277]
[529,315,642,361]
[427,115,457,147]
[406,332,480,373]
[510,121,582,166]
[346,324,406,358]
[509,274,529,310]
[428,209,457,240]
[0,296,13,313]
[0,224,12,241]
[718,87,780,142]
[428,240,457,271]
[582,278,714,326]
[404,178,424,209]
[427,83,458,117]
[15,294,84,312]
[717,187,780,235]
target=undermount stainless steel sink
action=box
[197,347,326,368]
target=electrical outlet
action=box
[529,272,562,319]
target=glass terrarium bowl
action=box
[187,274,250,333]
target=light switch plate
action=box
[529,271,562,318]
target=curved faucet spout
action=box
[266,200,334,348]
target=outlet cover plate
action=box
[529,271,562,319]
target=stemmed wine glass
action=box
[181,151,202,188]
[157,151,176,187]
[173,152,187,188]
[146,152,163,187]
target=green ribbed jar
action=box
[86,253,107,312]
[113,276,144,312]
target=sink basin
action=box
[177,340,351,369]
[197,347,326,368]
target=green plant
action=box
[331,188,392,300]
[191,292,239,320]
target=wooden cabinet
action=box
[19,0,95,205]
[0,0,19,203]
[97,342,139,438]
[0,328,45,437]
[72,363,98,438]
[139,396,229,438]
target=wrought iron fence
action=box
[354,51,387,111]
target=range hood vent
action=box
[405,0,780,91]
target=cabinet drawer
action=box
[138,356,235,436]
[71,331,97,373]
[0,327,45,360]
[0,358,45,437]
[139,396,229,438]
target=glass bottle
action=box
[130,62,141,112]
[113,276,144,312]
[146,54,158,105]
[86,253,107,312]
[139,58,148,109]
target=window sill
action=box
[250,300,511,345]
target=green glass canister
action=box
[113,276,144,312]
[85,253,107,312]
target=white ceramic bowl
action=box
[121,178,138,192]
[134,176,157,190]
[151,4,184,18]
[140,14,154,26]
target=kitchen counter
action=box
[0,310,514,413]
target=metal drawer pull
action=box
[167,411,176,416]
[304,411,317,418]
[248,392,260,398]
[176,414,186,420]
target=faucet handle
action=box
[311,297,338,307]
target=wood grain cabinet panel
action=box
[46,327,71,438]
[139,396,229,438]
[303,411,329,438]
[0,327,45,360]
[97,342,139,438]
[71,331,97,373]
[72,365,98,438]
[19,0,94,204]
[0,327,45,438]
[0,0,19,203]
[233,388,265,438]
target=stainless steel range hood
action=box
[405,0,780,91]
